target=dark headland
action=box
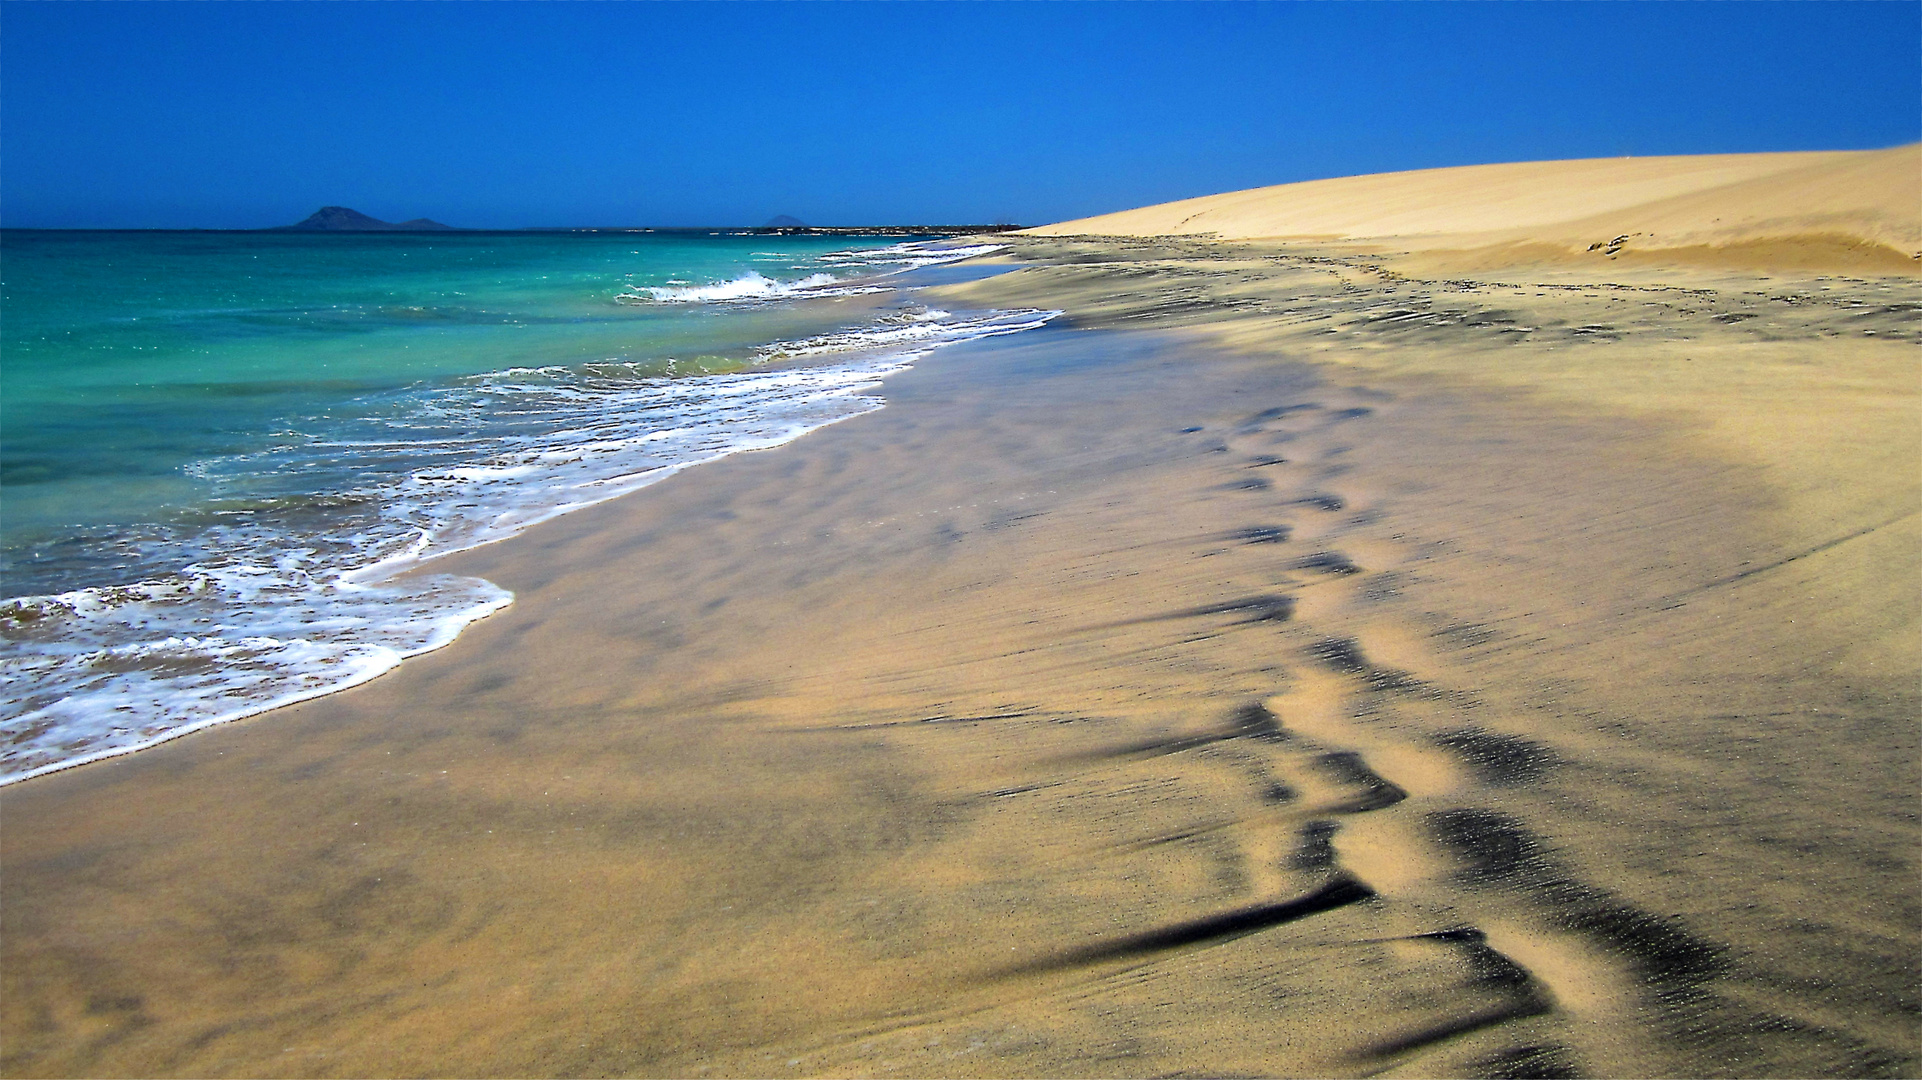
[272,206,458,231]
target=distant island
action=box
[251,207,1014,235]
[272,206,457,231]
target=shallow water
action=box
[0,229,1044,781]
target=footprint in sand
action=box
[975,515,1713,1073]
[1015,680,1580,1073]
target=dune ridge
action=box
[1026,145,1921,270]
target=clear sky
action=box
[3,1,1916,230]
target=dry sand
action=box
[1025,144,1921,273]
[4,152,1918,1078]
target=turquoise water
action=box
[0,229,1042,781]
[5,231,932,555]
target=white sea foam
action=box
[0,303,1054,783]
[631,270,847,303]
[0,571,513,784]
[618,238,1006,305]
[815,239,1009,271]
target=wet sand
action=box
[6,179,1921,1075]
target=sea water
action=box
[0,229,1048,782]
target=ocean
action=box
[0,229,1047,783]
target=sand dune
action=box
[1026,145,1921,270]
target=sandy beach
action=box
[4,149,1917,1078]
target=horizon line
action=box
[0,224,1022,235]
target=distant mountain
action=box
[764,215,808,228]
[273,206,457,231]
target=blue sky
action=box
[3,2,1916,229]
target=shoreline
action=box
[3,236,1916,1076]
[0,241,1044,788]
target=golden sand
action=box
[4,152,1918,1077]
[1025,144,1921,272]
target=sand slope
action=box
[1026,145,1921,269]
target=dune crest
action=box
[1027,145,1921,271]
